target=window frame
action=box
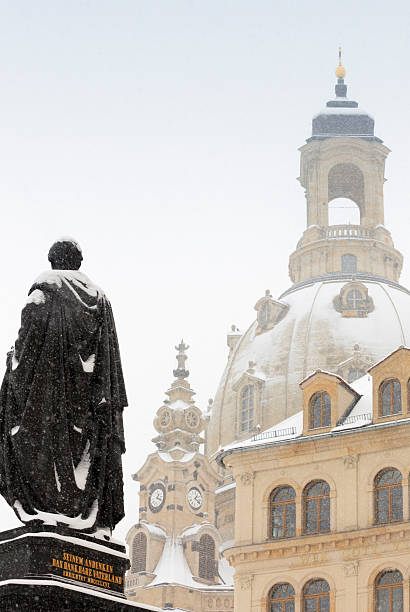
[346,365,366,382]
[345,288,364,309]
[131,531,147,574]
[303,480,331,535]
[309,391,331,429]
[260,301,271,325]
[302,578,330,612]
[379,378,402,417]
[407,378,410,413]
[198,534,216,582]
[269,582,295,611]
[269,486,296,540]
[239,384,255,434]
[374,468,403,525]
[341,253,357,274]
[374,570,403,612]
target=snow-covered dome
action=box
[206,276,410,456]
[206,59,410,458]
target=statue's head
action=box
[48,238,83,270]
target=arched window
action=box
[303,579,330,612]
[346,288,364,309]
[240,385,254,433]
[342,253,357,274]
[309,391,331,429]
[303,481,330,534]
[269,583,295,611]
[328,197,361,226]
[407,378,410,413]
[375,570,403,612]
[260,301,271,324]
[132,532,147,573]
[347,365,365,382]
[328,163,364,221]
[374,469,403,524]
[379,379,401,416]
[198,534,215,582]
[270,486,296,539]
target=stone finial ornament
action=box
[153,342,205,454]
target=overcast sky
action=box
[0,0,410,541]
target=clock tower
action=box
[125,343,233,612]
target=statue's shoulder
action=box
[32,270,66,292]
[29,270,106,307]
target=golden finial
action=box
[335,46,346,79]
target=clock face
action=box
[149,485,165,512]
[187,487,203,510]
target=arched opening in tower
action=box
[328,197,361,225]
[327,163,364,226]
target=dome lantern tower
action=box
[206,55,410,477]
[289,50,403,285]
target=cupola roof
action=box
[309,48,380,142]
[152,341,205,455]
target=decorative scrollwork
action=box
[239,472,254,486]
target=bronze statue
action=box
[0,239,127,532]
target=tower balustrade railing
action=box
[125,575,140,590]
[326,225,373,239]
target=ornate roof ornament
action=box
[335,46,347,97]
[173,339,190,379]
[335,46,346,79]
[152,342,205,454]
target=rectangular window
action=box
[286,504,296,537]
[376,488,389,523]
[391,487,403,521]
[305,500,317,534]
[319,497,330,532]
[392,585,403,609]
[323,404,331,427]
[377,589,389,610]
[313,409,321,429]
[393,385,401,414]
[320,598,330,612]
[272,505,284,538]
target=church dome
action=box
[206,54,410,457]
[206,276,410,456]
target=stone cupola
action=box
[152,341,205,456]
[289,49,403,285]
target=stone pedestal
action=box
[0,524,153,611]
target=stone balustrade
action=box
[326,225,373,239]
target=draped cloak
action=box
[0,270,127,530]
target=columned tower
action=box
[125,344,233,612]
[289,51,403,284]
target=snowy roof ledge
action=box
[149,534,233,591]
[149,534,198,589]
[299,369,360,398]
[217,411,303,459]
[368,345,410,372]
[126,521,167,546]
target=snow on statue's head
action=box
[48,237,83,270]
